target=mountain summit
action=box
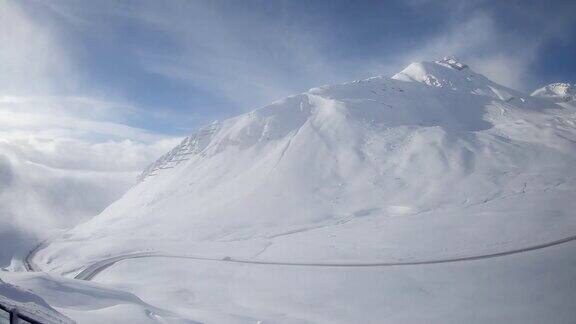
[392,56,517,102]
[532,82,575,103]
[36,59,576,272]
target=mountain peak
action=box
[435,56,469,70]
[391,57,480,89]
[391,57,518,102]
[531,82,574,102]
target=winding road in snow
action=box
[56,232,576,281]
[23,233,576,281]
[23,240,46,273]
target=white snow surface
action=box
[0,272,195,323]
[86,239,576,323]
[0,276,73,323]
[35,59,576,273]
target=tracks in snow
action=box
[23,241,46,272]
[65,232,576,281]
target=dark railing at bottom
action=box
[0,302,42,324]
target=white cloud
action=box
[470,55,534,90]
[0,1,180,248]
[0,136,178,227]
[0,93,179,238]
[0,95,179,243]
[0,95,168,142]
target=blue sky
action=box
[3,0,576,137]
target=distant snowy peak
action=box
[531,82,575,102]
[392,57,515,101]
[392,56,477,88]
[435,56,469,70]
[137,58,533,183]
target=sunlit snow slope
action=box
[37,58,576,274]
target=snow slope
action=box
[36,58,576,274]
[92,239,576,323]
[0,277,73,323]
[0,272,195,323]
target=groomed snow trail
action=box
[62,231,576,281]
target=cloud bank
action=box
[0,0,178,265]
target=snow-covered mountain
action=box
[532,82,575,111]
[532,82,575,102]
[36,58,576,274]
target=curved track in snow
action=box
[23,241,46,272]
[69,233,576,281]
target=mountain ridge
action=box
[137,57,556,184]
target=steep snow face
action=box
[37,60,576,272]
